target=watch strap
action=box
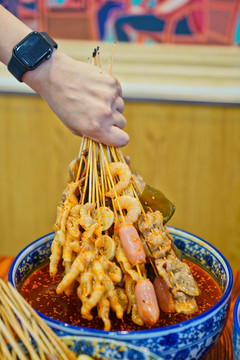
[39,32,58,50]
[8,52,28,82]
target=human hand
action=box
[23,50,129,147]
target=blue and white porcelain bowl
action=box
[61,335,159,359]
[233,293,240,360]
[9,227,233,360]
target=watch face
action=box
[14,32,51,68]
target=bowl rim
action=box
[9,226,233,337]
[233,293,240,336]
[59,334,161,358]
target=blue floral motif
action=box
[173,348,190,360]
[160,334,179,347]
[78,340,95,356]
[204,253,213,268]
[127,348,146,360]
[204,318,214,332]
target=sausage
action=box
[135,279,160,327]
[153,276,175,313]
[118,224,146,266]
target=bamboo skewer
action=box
[109,42,116,74]
[0,279,78,360]
[72,44,166,286]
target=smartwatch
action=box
[8,31,58,82]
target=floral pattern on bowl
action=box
[61,335,160,359]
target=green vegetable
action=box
[171,243,183,261]
[139,184,175,224]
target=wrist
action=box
[22,47,60,94]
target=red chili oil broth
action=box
[20,259,222,331]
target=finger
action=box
[97,126,129,147]
[112,112,127,130]
[113,76,123,97]
[113,96,125,113]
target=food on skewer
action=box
[135,278,160,327]
[138,210,200,314]
[49,138,200,330]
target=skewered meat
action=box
[105,162,131,198]
[118,224,146,266]
[135,279,160,327]
[114,195,141,224]
[50,139,200,329]
[138,211,200,314]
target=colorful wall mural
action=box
[1,0,240,45]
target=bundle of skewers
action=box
[50,136,200,330]
[0,279,77,360]
[49,45,200,331]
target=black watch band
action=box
[8,31,58,82]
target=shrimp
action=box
[114,195,141,224]
[105,162,131,198]
[92,207,114,231]
[79,202,96,230]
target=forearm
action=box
[0,6,129,146]
[0,5,31,65]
